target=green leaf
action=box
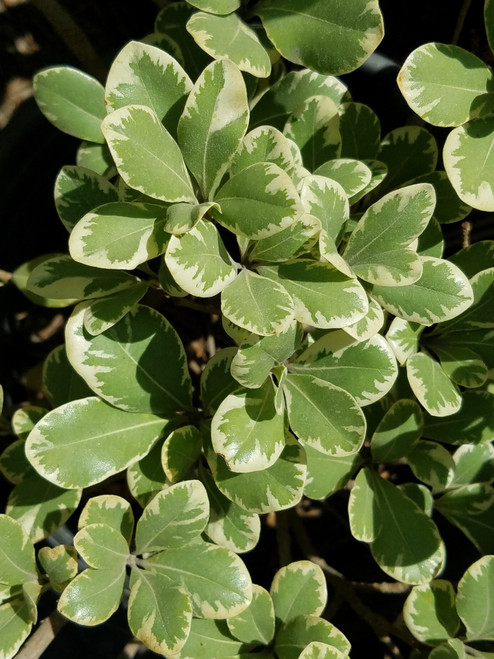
[57,566,126,625]
[186,12,271,77]
[348,467,379,542]
[178,59,248,199]
[11,407,47,442]
[249,214,319,263]
[231,341,276,389]
[407,440,455,491]
[450,443,494,487]
[434,346,488,388]
[65,303,192,414]
[26,254,141,301]
[371,400,423,463]
[74,523,129,570]
[444,117,494,211]
[350,159,388,203]
[299,643,350,659]
[206,432,306,513]
[250,69,349,131]
[457,555,494,640]
[102,105,196,203]
[0,515,38,586]
[54,165,119,232]
[127,438,169,508]
[368,470,445,584]
[38,545,78,593]
[377,126,438,194]
[436,484,494,554]
[270,561,327,625]
[300,175,348,243]
[221,270,294,336]
[423,390,494,446]
[164,200,218,235]
[487,0,494,55]
[440,267,494,332]
[412,170,472,225]
[69,202,169,270]
[399,483,434,516]
[146,541,252,618]
[343,296,383,342]
[303,445,361,500]
[403,580,460,644]
[344,183,435,286]
[259,260,368,330]
[0,440,31,485]
[78,495,134,545]
[188,0,240,13]
[256,0,383,75]
[165,219,237,297]
[200,347,240,415]
[289,331,397,407]
[162,425,202,484]
[76,141,116,177]
[429,638,467,659]
[81,282,149,336]
[0,598,33,659]
[227,584,274,645]
[370,256,473,325]
[313,159,372,200]
[25,396,173,489]
[128,569,191,655]
[284,96,341,171]
[338,102,381,160]
[231,126,299,178]
[275,615,351,659]
[283,374,366,456]
[398,43,494,127]
[407,353,461,417]
[33,66,106,142]
[6,472,82,543]
[449,241,494,278]
[42,345,93,407]
[135,480,209,554]
[105,41,192,135]
[211,379,285,472]
[201,467,260,554]
[168,618,252,658]
[212,162,303,239]
[385,318,423,366]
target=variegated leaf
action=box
[38,545,78,593]
[407,440,456,491]
[288,331,397,406]
[127,438,169,508]
[78,495,134,544]
[221,270,294,336]
[145,541,252,618]
[348,467,380,542]
[343,296,383,341]
[135,480,209,554]
[128,570,191,656]
[65,303,192,414]
[313,159,372,200]
[165,201,218,235]
[407,352,462,417]
[188,0,240,13]
[165,219,237,297]
[270,561,327,624]
[102,105,196,203]
[441,267,494,332]
[230,341,275,389]
[411,170,471,225]
[344,184,435,286]
[57,565,126,625]
[303,443,361,500]
[349,158,387,203]
[200,467,261,553]
[212,162,303,239]
[0,515,38,586]
[370,400,423,463]
[284,96,341,171]
[403,580,460,644]
[250,69,350,130]
[206,432,306,513]
[33,67,106,143]
[299,642,349,659]
[105,41,192,135]
[283,374,366,456]
[54,165,119,232]
[76,140,115,177]
[226,584,274,645]
[0,439,31,485]
[249,214,319,263]
[25,396,174,489]
[162,425,202,484]
[300,175,348,243]
[166,618,252,659]
[231,126,299,178]
[449,241,494,279]
[82,282,148,336]
[74,523,129,570]
[434,345,488,388]
[275,615,351,659]
[444,117,494,211]
[256,0,383,76]
[186,11,271,77]
[385,318,423,365]
[69,202,169,269]
[211,379,285,472]
[398,43,494,127]
[259,260,368,329]
[456,555,494,640]
[200,347,240,415]
[178,58,248,198]
[0,599,33,659]
[450,443,494,487]
[42,345,93,407]
[370,256,473,325]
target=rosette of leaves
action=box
[397,0,494,211]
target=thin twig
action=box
[15,610,67,659]
[462,220,471,248]
[452,0,473,45]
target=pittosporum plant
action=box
[1,0,494,657]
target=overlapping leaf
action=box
[407,352,462,417]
